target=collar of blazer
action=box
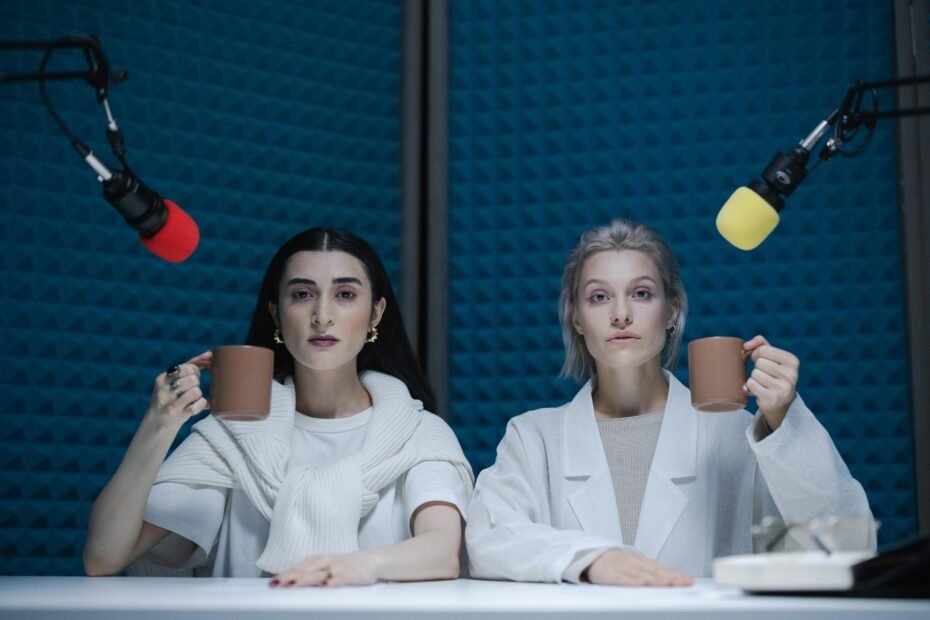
[560,370,698,556]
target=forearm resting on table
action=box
[369,502,463,582]
[83,415,177,575]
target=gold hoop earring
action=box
[273,328,284,344]
[366,326,379,344]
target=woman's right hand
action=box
[145,351,213,430]
[584,549,693,587]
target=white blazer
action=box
[465,371,874,583]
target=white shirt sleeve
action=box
[746,393,876,552]
[561,548,612,583]
[401,461,470,534]
[142,482,227,569]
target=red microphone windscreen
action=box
[140,199,199,263]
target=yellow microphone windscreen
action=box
[716,186,780,250]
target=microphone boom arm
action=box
[1,35,169,241]
[844,76,930,125]
[0,35,127,101]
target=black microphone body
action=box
[758,145,811,205]
[102,170,168,238]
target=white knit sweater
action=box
[153,371,474,573]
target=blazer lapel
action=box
[562,381,624,543]
[633,371,697,559]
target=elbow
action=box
[432,535,464,580]
[83,546,121,577]
[435,534,464,580]
[84,564,116,577]
[436,551,462,580]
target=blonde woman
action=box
[466,218,873,586]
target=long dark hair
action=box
[245,228,437,413]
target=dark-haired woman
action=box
[84,228,473,586]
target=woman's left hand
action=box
[270,551,381,588]
[743,335,800,431]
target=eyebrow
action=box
[582,275,657,288]
[285,277,363,287]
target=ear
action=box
[666,302,680,331]
[268,301,279,328]
[370,297,387,328]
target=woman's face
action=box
[270,250,385,373]
[572,250,676,371]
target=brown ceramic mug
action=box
[210,345,274,421]
[687,337,747,412]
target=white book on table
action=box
[712,551,875,591]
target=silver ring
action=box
[166,365,181,380]
[169,378,180,391]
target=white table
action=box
[0,577,927,619]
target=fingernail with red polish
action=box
[269,579,280,587]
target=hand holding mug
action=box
[146,345,274,430]
[743,335,800,431]
[147,351,213,431]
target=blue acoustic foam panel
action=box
[0,0,402,575]
[449,0,916,549]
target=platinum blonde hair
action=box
[559,218,688,381]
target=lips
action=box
[309,335,339,347]
[608,332,640,342]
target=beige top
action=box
[596,411,664,546]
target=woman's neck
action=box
[292,362,372,419]
[591,359,669,420]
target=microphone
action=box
[717,116,837,251]
[0,34,200,263]
[716,146,811,251]
[83,148,199,262]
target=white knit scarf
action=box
[153,370,474,573]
